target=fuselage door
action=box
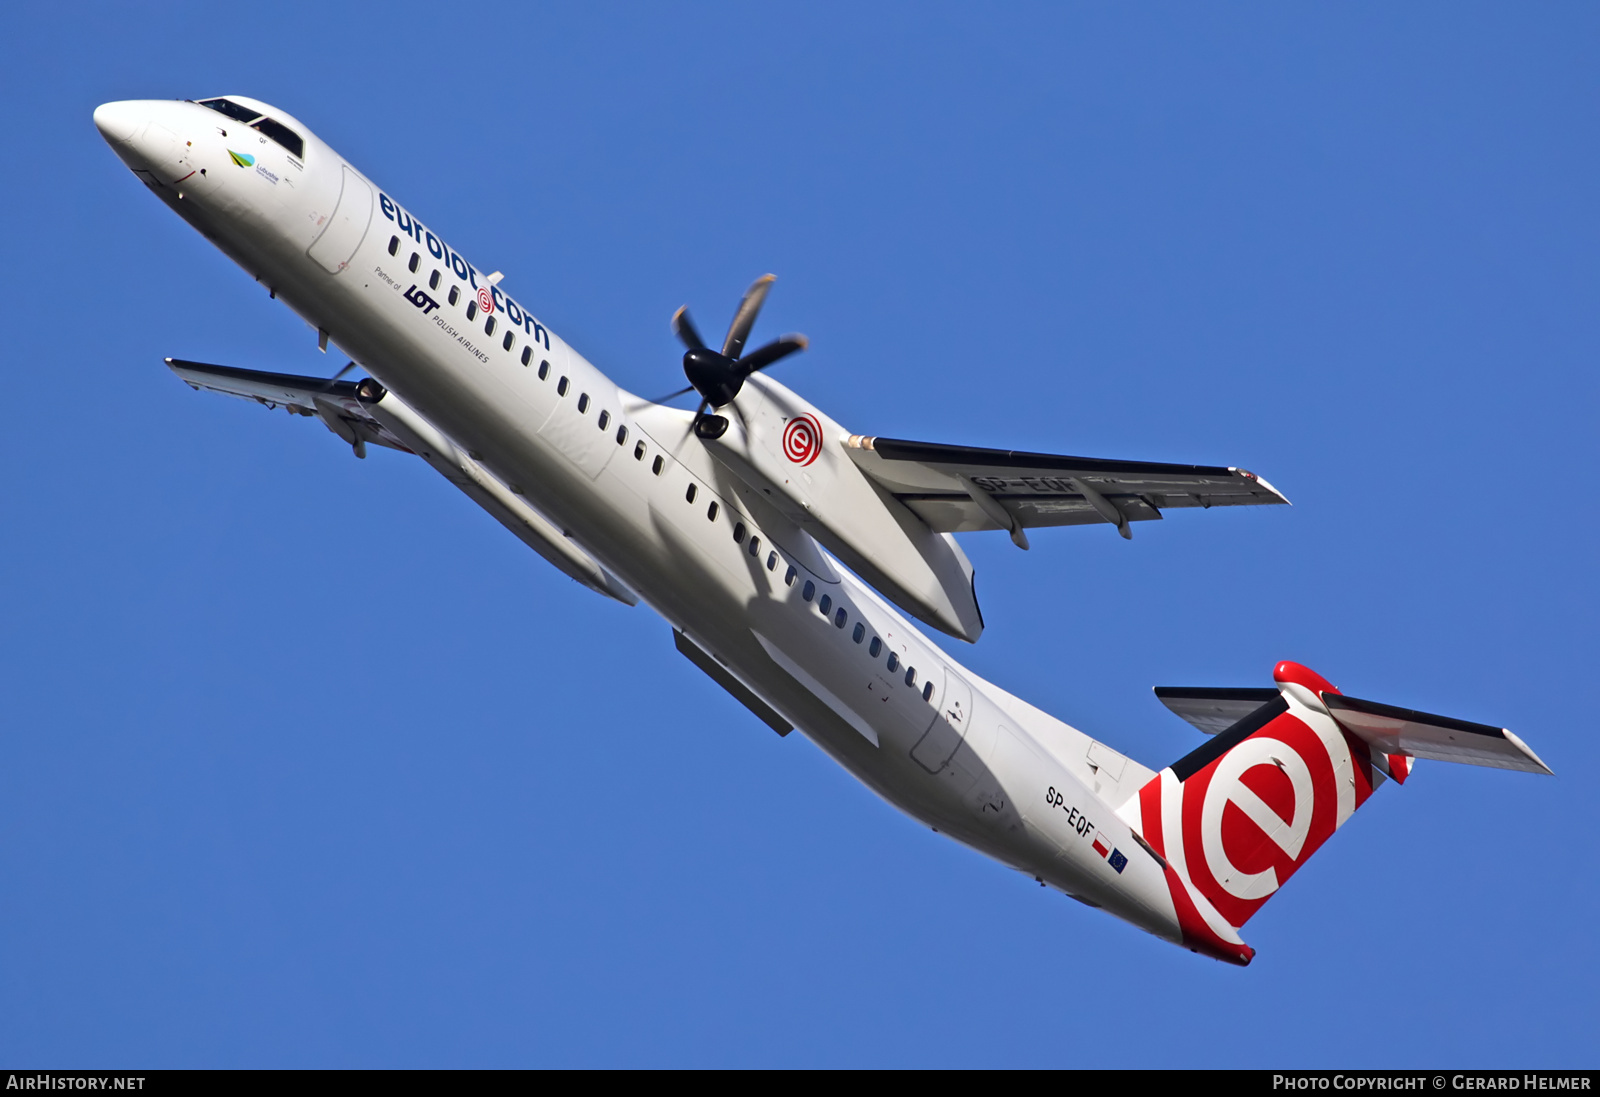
[910,669,974,774]
[307,164,373,274]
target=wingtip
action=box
[1235,468,1292,505]
[1503,728,1556,776]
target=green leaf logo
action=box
[228,150,255,168]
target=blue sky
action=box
[2,2,1596,1067]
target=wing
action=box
[166,358,412,456]
[842,434,1287,540]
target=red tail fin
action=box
[1124,661,1385,932]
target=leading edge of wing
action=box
[862,436,1242,480]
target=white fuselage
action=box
[96,97,1188,950]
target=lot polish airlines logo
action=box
[782,415,823,467]
[404,284,440,316]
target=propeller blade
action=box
[721,274,776,359]
[650,385,696,404]
[672,306,707,351]
[737,334,808,375]
[316,360,359,390]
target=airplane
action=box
[92,94,1554,966]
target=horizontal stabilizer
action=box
[1154,686,1281,736]
[1323,694,1554,775]
[842,435,1287,538]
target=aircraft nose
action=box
[93,100,145,146]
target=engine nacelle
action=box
[704,374,983,642]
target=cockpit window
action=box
[250,116,305,159]
[198,98,261,124]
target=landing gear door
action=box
[910,669,973,774]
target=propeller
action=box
[315,360,359,391]
[667,274,808,439]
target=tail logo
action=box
[1145,707,1366,928]
[1199,737,1314,901]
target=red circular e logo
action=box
[782,415,823,466]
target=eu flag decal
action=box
[1108,849,1128,874]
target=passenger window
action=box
[502,331,515,351]
[922,682,934,701]
[521,347,532,366]
[733,522,746,544]
[538,360,550,380]
[686,484,697,504]
[430,270,441,290]
[485,316,496,336]
[250,116,305,158]
[904,667,917,688]
[869,637,882,657]
[577,393,589,413]
[597,410,610,430]
[652,455,664,475]
[616,426,628,445]
[556,377,569,396]
[388,237,399,256]
[467,301,478,321]
[835,608,847,628]
[449,286,460,306]
[634,441,646,460]
[886,652,899,672]
[802,580,815,602]
[819,594,832,614]
[785,566,797,586]
[766,552,777,571]
[408,253,420,273]
[707,501,719,521]
[748,536,761,557]
[852,623,865,643]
